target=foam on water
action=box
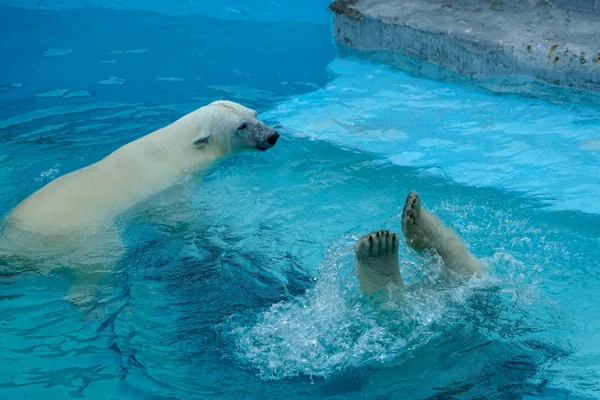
[219,236,492,381]
[216,194,571,384]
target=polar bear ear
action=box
[193,133,212,148]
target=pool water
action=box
[2,3,600,400]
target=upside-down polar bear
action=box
[1,100,279,298]
[355,191,485,295]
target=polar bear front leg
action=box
[63,228,126,306]
[355,230,404,295]
[402,191,484,276]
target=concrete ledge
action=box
[553,0,600,14]
[330,0,600,92]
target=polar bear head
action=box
[182,100,280,155]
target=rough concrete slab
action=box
[329,0,600,92]
[553,0,600,13]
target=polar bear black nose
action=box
[267,132,280,146]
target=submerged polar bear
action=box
[355,191,484,295]
[5,100,279,237]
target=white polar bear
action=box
[355,191,484,295]
[1,100,279,301]
[5,100,279,237]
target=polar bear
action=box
[355,191,484,295]
[4,100,279,237]
[0,100,279,299]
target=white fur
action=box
[405,208,484,275]
[1,100,274,303]
[5,100,263,236]
[355,191,484,297]
[402,191,484,276]
[355,230,403,295]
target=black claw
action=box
[376,232,379,237]
[368,235,372,241]
[392,234,396,241]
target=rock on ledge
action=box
[329,0,600,92]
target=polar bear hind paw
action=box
[402,190,421,227]
[355,229,403,295]
[356,230,398,260]
[401,190,432,251]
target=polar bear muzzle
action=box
[239,120,280,151]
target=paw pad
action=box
[402,190,421,226]
[356,229,399,258]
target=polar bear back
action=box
[8,135,180,235]
[7,115,214,236]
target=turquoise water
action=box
[2,3,600,400]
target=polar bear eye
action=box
[237,123,247,130]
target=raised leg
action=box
[402,190,484,276]
[355,229,403,295]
